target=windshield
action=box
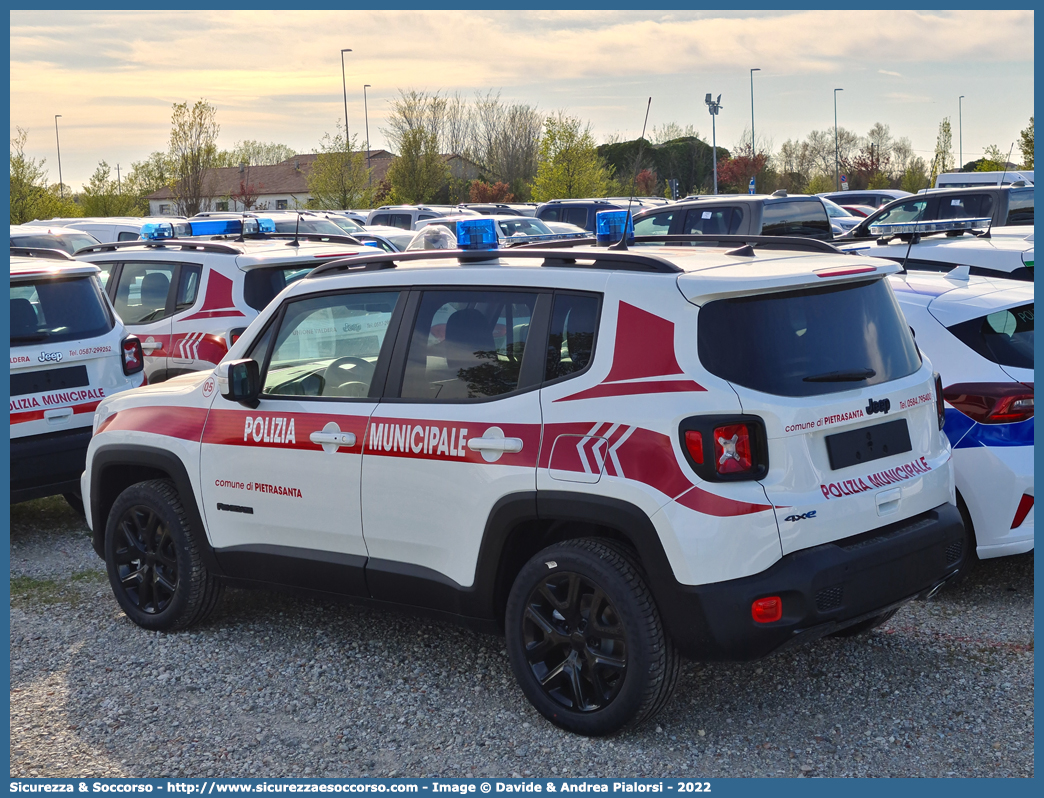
[10,276,114,344]
[327,216,365,235]
[946,303,1033,370]
[11,232,100,254]
[821,198,852,218]
[698,278,921,396]
[272,218,347,236]
[496,218,553,237]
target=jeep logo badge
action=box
[865,397,890,415]
[38,351,63,363]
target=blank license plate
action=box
[825,418,911,470]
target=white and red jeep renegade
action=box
[73,218,373,384]
[82,224,965,735]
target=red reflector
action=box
[684,430,704,464]
[814,265,877,278]
[1011,494,1034,529]
[752,596,782,623]
[713,423,752,474]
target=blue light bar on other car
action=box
[596,210,634,246]
[139,217,276,240]
[868,217,991,237]
[455,218,498,251]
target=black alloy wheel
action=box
[105,479,223,631]
[521,571,627,713]
[112,504,179,615]
[505,538,680,736]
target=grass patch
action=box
[10,569,106,608]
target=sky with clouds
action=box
[10,9,1035,189]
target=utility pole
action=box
[364,84,372,187]
[340,48,352,150]
[54,115,64,200]
[833,88,844,191]
[959,95,965,170]
[705,94,723,194]
[116,163,121,195]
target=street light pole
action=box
[54,115,64,200]
[363,84,372,187]
[340,48,352,150]
[959,95,964,170]
[750,68,760,157]
[705,94,722,194]
[833,88,844,191]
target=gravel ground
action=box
[10,496,1034,778]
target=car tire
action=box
[504,538,680,736]
[62,492,85,517]
[828,608,898,638]
[104,479,223,631]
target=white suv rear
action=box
[10,251,145,509]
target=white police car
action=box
[10,250,145,510]
[410,214,589,249]
[82,218,964,735]
[72,217,373,383]
[839,218,1033,281]
[890,269,1033,560]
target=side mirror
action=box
[216,359,260,408]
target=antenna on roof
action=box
[981,142,1016,240]
[609,97,652,252]
[899,153,939,273]
[289,211,302,247]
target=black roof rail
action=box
[308,247,683,278]
[513,236,597,249]
[72,239,245,256]
[236,232,365,247]
[10,247,76,260]
[633,234,843,254]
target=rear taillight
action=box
[121,336,144,375]
[943,382,1034,425]
[1011,495,1034,529]
[934,372,945,430]
[683,430,704,465]
[713,423,753,475]
[679,415,767,481]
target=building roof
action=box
[147,151,397,201]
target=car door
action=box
[109,260,179,381]
[198,287,405,595]
[361,286,547,608]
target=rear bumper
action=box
[659,502,965,660]
[10,426,93,503]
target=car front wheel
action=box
[104,479,222,631]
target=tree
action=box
[306,124,373,210]
[168,99,220,216]
[123,152,171,215]
[215,140,296,168]
[469,181,514,202]
[386,127,449,204]
[900,157,930,193]
[975,145,1009,172]
[716,143,768,193]
[531,114,614,201]
[1018,116,1033,169]
[934,117,954,174]
[9,127,79,224]
[80,161,138,217]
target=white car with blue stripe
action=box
[839,217,1033,281]
[889,269,1033,559]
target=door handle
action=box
[310,431,356,447]
[141,340,162,353]
[467,437,523,453]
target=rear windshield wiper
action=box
[10,333,49,343]
[803,368,876,383]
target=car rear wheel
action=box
[505,538,680,736]
[104,479,222,631]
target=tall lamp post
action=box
[363,84,372,187]
[833,88,844,190]
[705,93,723,194]
[959,95,965,170]
[54,114,64,200]
[340,48,352,149]
[749,68,760,156]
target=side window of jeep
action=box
[545,292,600,382]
